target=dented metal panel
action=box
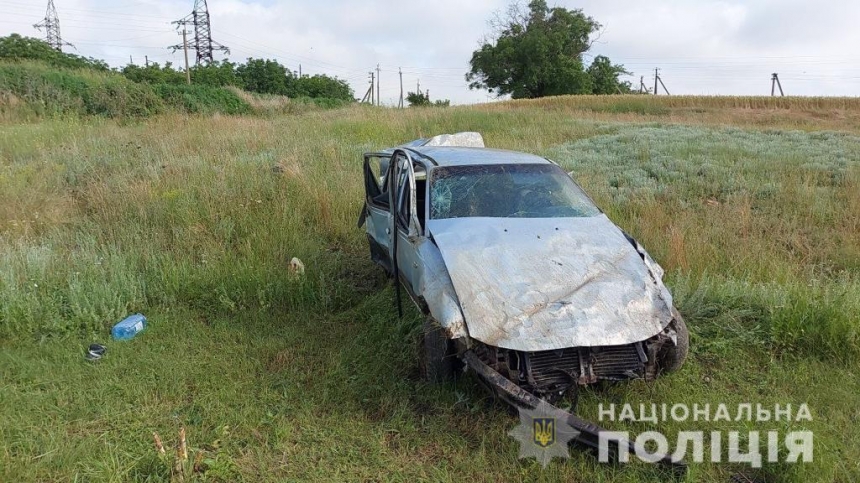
[427,214,674,352]
[414,238,469,339]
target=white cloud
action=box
[3,0,859,102]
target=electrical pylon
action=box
[33,0,73,51]
[171,0,229,64]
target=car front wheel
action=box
[659,311,689,374]
[419,316,456,383]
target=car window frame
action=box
[389,149,421,239]
[364,153,392,210]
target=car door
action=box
[390,150,424,296]
[360,153,393,273]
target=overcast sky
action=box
[3,0,860,104]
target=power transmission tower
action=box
[33,0,73,52]
[771,73,785,96]
[171,0,229,64]
[654,68,670,95]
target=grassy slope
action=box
[0,98,859,482]
[0,61,345,121]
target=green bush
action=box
[0,33,108,71]
[0,62,163,117]
[153,84,251,115]
[0,61,253,118]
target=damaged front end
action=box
[473,320,682,401]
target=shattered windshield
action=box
[430,164,600,219]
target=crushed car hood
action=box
[427,214,674,351]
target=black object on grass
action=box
[86,343,107,361]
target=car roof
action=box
[403,146,552,167]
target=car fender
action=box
[414,238,469,340]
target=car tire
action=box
[419,316,456,383]
[659,311,689,374]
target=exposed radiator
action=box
[590,344,645,380]
[525,344,646,391]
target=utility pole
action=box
[33,0,73,51]
[654,68,670,95]
[654,68,659,96]
[376,64,381,107]
[417,79,421,95]
[171,0,229,64]
[299,64,302,77]
[363,71,375,105]
[182,28,191,85]
[145,55,149,66]
[658,74,670,95]
[360,72,374,104]
[398,67,404,108]
[639,75,647,94]
[771,73,785,97]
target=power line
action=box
[217,31,367,76]
[1,0,171,20]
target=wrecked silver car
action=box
[358,133,688,402]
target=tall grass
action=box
[550,124,860,360]
[508,93,860,111]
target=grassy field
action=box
[1,96,859,482]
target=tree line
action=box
[0,34,354,102]
[4,0,635,105]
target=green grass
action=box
[1,100,859,482]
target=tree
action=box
[235,58,291,95]
[288,74,353,101]
[467,1,628,99]
[191,60,240,88]
[0,34,108,71]
[406,91,449,107]
[587,55,632,94]
[121,62,185,85]
[406,91,430,106]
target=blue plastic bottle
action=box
[112,314,147,340]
